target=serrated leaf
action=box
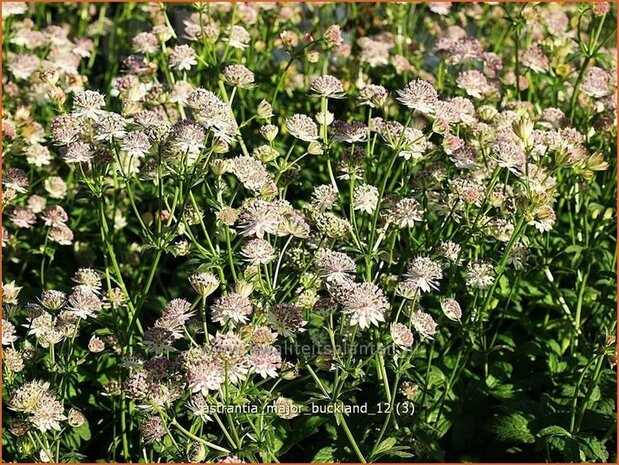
[489,413,534,444]
[312,446,336,463]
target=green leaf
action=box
[312,446,336,463]
[577,434,609,462]
[488,413,535,444]
[371,437,397,459]
[537,425,571,438]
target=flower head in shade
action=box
[249,344,282,378]
[411,310,437,339]
[221,64,255,88]
[211,293,253,326]
[315,249,356,284]
[186,355,225,393]
[359,84,389,108]
[520,46,549,73]
[3,167,29,193]
[140,416,166,444]
[155,298,196,338]
[9,207,36,229]
[581,66,613,98]
[440,298,462,322]
[64,141,93,164]
[310,75,345,98]
[391,323,414,349]
[396,79,438,114]
[456,70,494,99]
[336,281,388,330]
[169,44,197,71]
[404,256,443,293]
[285,114,319,142]
[121,131,151,159]
[465,261,495,289]
[269,304,307,337]
[226,25,251,49]
[331,120,368,143]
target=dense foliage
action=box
[2,2,617,462]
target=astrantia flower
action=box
[132,31,159,54]
[66,288,102,319]
[9,207,36,229]
[212,293,253,325]
[241,238,276,265]
[28,393,67,432]
[156,298,196,337]
[189,271,220,297]
[359,84,389,108]
[236,199,290,238]
[411,310,437,339]
[436,240,461,263]
[49,225,74,245]
[391,322,414,349]
[273,396,300,419]
[64,141,93,164]
[140,416,166,444]
[315,249,356,283]
[285,114,319,142]
[323,24,343,47]
[520,46,549,73]
[41,205,68,227]
[221,64,255,88]
[358,36,392,67]
[187,89,238,142]
[392,197,423,228]
[39,290,67,311]
[353,184,379,213]
[169,44,197,71]
[310,75,345,98]
[441,298,462,322]
[72,90,106,121]
[404,256,443,293]
[3,167,29,193]
[8,380,50,413]
[231,155,274,194]
[396,79,438,114]
[73,268,102,293]
[311,184,338,211]
[94,112,127,141]
[581,66,613,98]
[249,344,282,378]
[456,70,493,99]
[337,281,388,329]
[331,120,368,143]
[492,135,526,173]
[226,25,251,49]
[269,303,307,337]
[211,332,247,362]
[171,120,205,156]
[25,144,52,167]
[3,320,18,345]
[448,176,485,204]
[465,261,495,289]
[121,131,151,158]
